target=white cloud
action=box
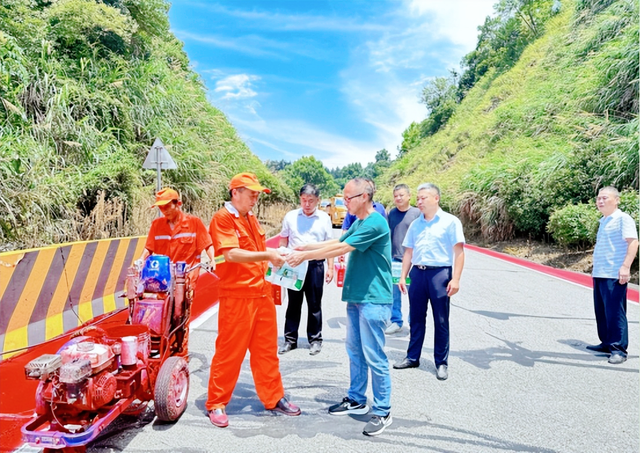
[184,1,389,32]
[341,73,426,159]
[337,0,496,159]
[214,74,260,100]
[362,1,496,74]
[234,116,381,169]
[205,77,380,167]
[408,0,495,50]
[173,29,334,61]
[186,1,497,167]
[173,30,282,58]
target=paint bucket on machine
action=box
[121,336,138,366]
[141,255,171,293]
[103,325,151,361]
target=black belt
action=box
[308,259,325,265]
[414,265,449,270]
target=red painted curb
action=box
[465,244,639,303]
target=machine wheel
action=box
[154,356,189,422]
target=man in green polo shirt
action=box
[286,178,393,437]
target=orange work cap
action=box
[229,173,271,194]
[151,188,180,207]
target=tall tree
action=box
[375,148,390,163]
[459,0,558,96]
[420,72,459,136]
[398,122,423,158]
[265,159,291,173]
[282,156,340,198]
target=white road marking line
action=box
[189,304,219,331]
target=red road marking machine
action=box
[20,256,210,452]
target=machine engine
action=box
[25,341,119,413]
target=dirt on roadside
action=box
[471,238,639,285]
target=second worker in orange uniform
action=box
[205,173,301,428]
[140,188,215,269]
[139,188,216,357]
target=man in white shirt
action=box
[394,183,465,381]
[279,184,335,356]
[588,186,638,365]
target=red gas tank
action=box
[335,255,346,288]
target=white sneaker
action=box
[384,322,401,335]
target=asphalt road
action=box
[29,240,638,453]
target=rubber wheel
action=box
[154,356,189,422]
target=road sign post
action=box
[142,138,177,192]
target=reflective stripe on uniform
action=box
[174,232,197,239]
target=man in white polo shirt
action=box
[278,184,334,356]
[393,183,465,381]
[587,186,638,365]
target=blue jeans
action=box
[346,303,391,416]
[391,259,408,326]
[391,284,403,326]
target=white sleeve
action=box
[622,214,638,240]
[280,212,291,238]
[324,215,333,241]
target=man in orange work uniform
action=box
[205,173,301,428]
[140,188,215,269]
[139,188,216,357]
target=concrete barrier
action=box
[0,237,146,359]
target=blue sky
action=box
[168,0,496,169]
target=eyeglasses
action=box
[344,192,365,202]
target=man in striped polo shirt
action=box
[587,186,638,365]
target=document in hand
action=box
[265,248,308,291]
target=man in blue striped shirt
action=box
[587,187,638,364]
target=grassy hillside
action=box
[379,0,638,243]
[0,0,293,250]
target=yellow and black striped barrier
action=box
[0,236,146,359]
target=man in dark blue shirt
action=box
[385,184,420,334]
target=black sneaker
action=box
[363,413,393,436]
[328,397,369,415]
[586,343,609,353]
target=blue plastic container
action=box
[141,255,171,292]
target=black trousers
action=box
[284,260,325,345]
[407,266,452,366]
[593,277,628,356]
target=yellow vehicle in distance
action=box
[328,195,347,227]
